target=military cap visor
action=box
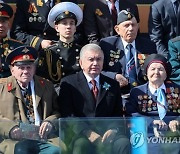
[0,3,13,18]
[117,10,135,25]
[6,46,38,65]
[143,54,172,78]
[48,2,83,28]
[55,11,77,25]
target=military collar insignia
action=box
[62,42,73,48]
[39,79,45,86]
[95,9,103,16]
[7,82,12,91]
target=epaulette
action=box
[171,36,180,43]
[9,38,23,44]
[47,42,59,50]
[0,78,7,84]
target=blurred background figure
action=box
[0,2,23,78]
[149,0,180,58]
[168,36,180,86]
[83,0,139,44]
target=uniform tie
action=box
[110,0,117,26]
[126,44,137,87]
[90,79,98,101]
[156,89,167,120]
[23,85,35,124]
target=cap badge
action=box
[64,11,69,15]
[22,47,29,53]
[128,13,131,19]
[23,55,30,60]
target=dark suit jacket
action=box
[99,36,156,86]
[83,0,139,43]
[58,71,123,117]
[168,36,180,85]
[148,0,179,57]
[10,0,60,51]
[126,81,180,117]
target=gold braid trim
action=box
[46,49,61,82]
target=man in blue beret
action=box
[99,10,156,111]
[0,2,23,78]
[0,46,63,153]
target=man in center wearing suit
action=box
[58,44,130,154]
[83,0,139,44]
[99,10,156,108]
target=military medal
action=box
[37,0,43,6]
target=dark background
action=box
[5,0,157,4]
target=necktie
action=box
[90,80,98,101]
[127,44,137,87]
[23,85,35,124]
[110,0,117,26]
[156,89,167,120]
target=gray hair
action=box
[80,43,104,59]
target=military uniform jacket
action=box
[127,81,180,117]
[10,0,60,51]
[0,75,60,154]
[99,35,156,93]
[37,40,81,84]
[168,36,180,85]
[0,37,23,78]
[83,0,139,43]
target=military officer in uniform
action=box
[168,36,180,86]
[36,2,83,91]
[0,46,62,154]
[10,0,61,51]
[0,2,23,78]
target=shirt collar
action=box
[121,39,136,50]
[149,83,166,95]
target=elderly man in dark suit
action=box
[99,10,156,105]
[148,0,180,58]
[58,43,130,154]
[83,0,139,44]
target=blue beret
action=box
[117,10,135,25]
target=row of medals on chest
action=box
[138,91,180,113]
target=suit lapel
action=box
[115,37,126,74]
[34,76,45,108]
[77,72,96,109]
[96,74,108,105]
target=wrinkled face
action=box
[0,18,10,39]
[10,64,36,87]
[147,63,167,85]
[55,18,76,41]
[79,50,104,78]
[115,17,139,43]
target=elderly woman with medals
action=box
[126,54,180,153]
[36,2,83,92]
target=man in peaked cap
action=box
[0,46,63,153]
[99,10,156,111]
[0,2,23,78]
[36,2,83,93]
